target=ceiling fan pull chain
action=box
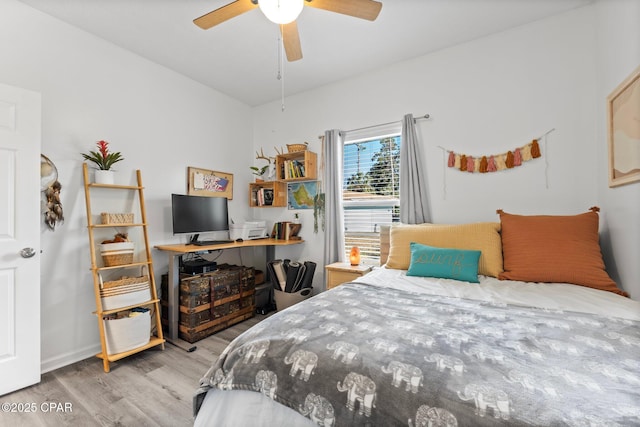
[278,27,286,111]
[277,29,283,81]
[280,62,285,112]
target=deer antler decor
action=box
[251,147,275,179]
[255,148,274,163]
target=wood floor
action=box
[1,314,267,427]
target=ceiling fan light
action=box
[259,0,304,24]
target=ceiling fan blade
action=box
[194,0,258,30]
[305,0,382,21]
[281,22,303,62]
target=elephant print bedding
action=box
[195,281,640,426]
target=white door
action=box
[0,83,41,395]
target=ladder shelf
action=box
[82,163,164,372]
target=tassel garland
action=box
[479,156,488,173]
[513,148,522,166]
[531,140,541,158]
[444,139,542,174]
[436,129,554,200]
[487,156,496,172]
[467,156,475,173]
[506,151,514,169]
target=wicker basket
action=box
[100,273,151,310]
[101,212,134,225]
[101,275,148,290]
[100,242,134,266]
[286,142,308,153]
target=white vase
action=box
[95,170,115,185]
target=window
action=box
[342,123,402,264]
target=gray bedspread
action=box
[195,282,640,426]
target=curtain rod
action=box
[345,114,431,134]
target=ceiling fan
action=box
[194,0,383,62]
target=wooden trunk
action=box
[161,265,256,343]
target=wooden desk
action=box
[155,238,303,344]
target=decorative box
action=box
[100,212,134,225]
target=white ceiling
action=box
[18,0,592,106]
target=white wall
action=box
[0,0,254,372]
[594,0,640,300]
[252,6,638,297]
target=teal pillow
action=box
[406,242,481,283]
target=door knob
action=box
[20,247,36,258]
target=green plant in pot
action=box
[250,164,269,180]
[82,140,124,184]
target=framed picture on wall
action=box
[187,167,233,199]
[607,65,640,187]
[287,181,318,210]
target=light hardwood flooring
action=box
[1,314,267,427]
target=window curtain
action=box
[323,129,345,287]
[400,113,431,224]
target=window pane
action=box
[342,135,401,263]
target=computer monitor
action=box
[171,194,229,243]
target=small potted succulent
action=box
[82,140,124,184]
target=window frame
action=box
[342,123,402,265]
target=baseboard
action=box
[41,343,102,374]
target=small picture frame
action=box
[187,167,233,199]
[607,65,640,187]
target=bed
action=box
[193,209,640,426]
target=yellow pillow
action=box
[386,222,503,277]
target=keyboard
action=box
[192,240,234,246]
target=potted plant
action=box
[82,140,124,184]
[250,164,269,182]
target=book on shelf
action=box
[282,160,306,179]
[270,221,302,240]
[254,188,274,206]
[263,189,274,205]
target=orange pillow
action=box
[497,207,628,297]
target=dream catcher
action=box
[41,154,64,230]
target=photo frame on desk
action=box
[187,167,233,199]
[607,65,640,187]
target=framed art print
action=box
[607,65,640,187]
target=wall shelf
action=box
[249,180,287,207]
[275,150,317,182]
